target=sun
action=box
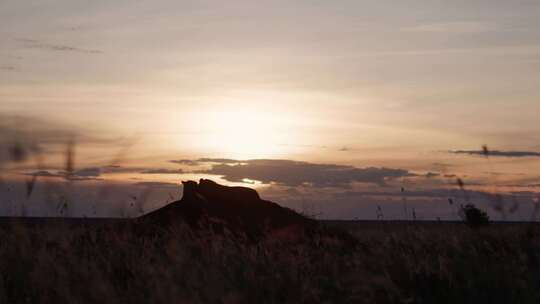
[193,108,288,160]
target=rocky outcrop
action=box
[141,179,315,239]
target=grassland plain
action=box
[1,217,540,303]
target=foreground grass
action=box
[0,220,540,303]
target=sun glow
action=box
[189,107,294,160]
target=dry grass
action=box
[0,219,539,303]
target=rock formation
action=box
[141,179,315,239]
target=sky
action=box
[1,0,540,220]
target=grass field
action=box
[0,218,539,303]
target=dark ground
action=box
[0,218,539,303]
[1,181,540,303]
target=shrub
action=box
[460,204,490,228]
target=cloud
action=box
[73,167,101,177]
[68,176,104,181]
[134,182,180,189]
[196,159,413,188]
[0,66,16,71]
[449,150,540,158]
[17,38,103,54]
[198,158,243,164]
[169,158,246,166]
[338,188,454,199]
[338,187,535,201]
[140,168,184,174]
[24,170,103,181]
[100,165,143,174]
[432,162,454,171]
[28,170,58,177]
[401,21,496,34]
[169,159,200,166]
[425,172,440,178]
[496,183,540,189]
[22,166,184,180]
[101,166,185,175]
[169,158,242,166]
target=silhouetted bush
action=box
[461,204,490,228]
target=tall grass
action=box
[0,219,540,303]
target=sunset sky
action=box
[1,0,540,220]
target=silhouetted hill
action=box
[0,179,318,241]
[140,179,316,240]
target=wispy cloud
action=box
[169,159,201,166]
[169,158,246,166]
[17,38,103,54]
[401,21,496,34]
[337,187,534,203]
[425,172,440,178]
[0,65,16,71]
[449,150,540,158]
[134,181,180,189]
[27,170,59,178]
[140,168,184,174]
[24,169,103,181]
[198,158,244,164]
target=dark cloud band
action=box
[193,158,413,188]
[450,150,540,158]
[17,38,103,54]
